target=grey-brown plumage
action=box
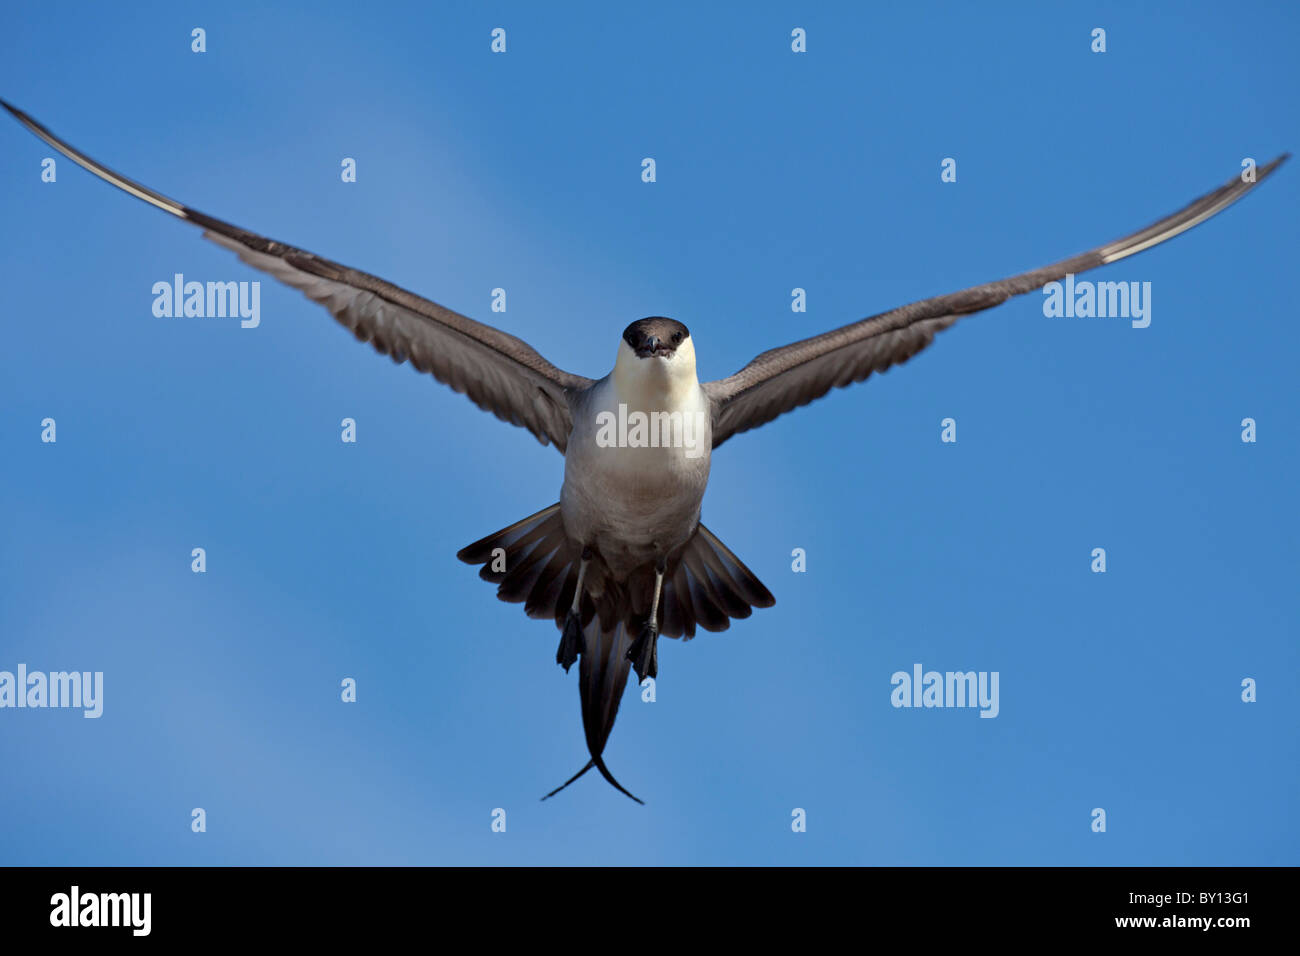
[456,503,773,802]
[0,100,592,452]
[705,155,1289,447]
[4,97,1284,803]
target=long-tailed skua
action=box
[3,99,1286,802]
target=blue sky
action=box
[0,0,1296,865]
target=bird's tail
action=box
[575,616,642,803]
[457,508,776,804]
[456,503,581,626]
[540,614,643,805]
[542,755,643,805]
[458,506,643,803]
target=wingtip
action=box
[1258,153,1291,178]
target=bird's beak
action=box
[635,336,675,359]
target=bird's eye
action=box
[672,332,683,344]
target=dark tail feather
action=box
[656,522,776,639]
[592,755,644,804]
[460,511,775,806]
[456,503,562,566]
[457,503,582,625]
[542,760,594,801]
[580,618,634,757]
[563,617,645,803]
[540,756,643,804]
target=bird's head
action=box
[614,317,697,401]
[622,316,691,360]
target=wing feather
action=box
[704,156,1288,447]
[2,100,593,451]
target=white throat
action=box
[610,338,701,411]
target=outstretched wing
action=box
[704,155,1288,448]
[2,100,594,452]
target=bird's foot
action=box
[556,611,582,672]
[627,620,658,682]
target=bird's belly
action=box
[560,440,710,577]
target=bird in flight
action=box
[4,100,1285,803]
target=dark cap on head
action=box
[623,317,690,357]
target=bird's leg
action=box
[557,547,591,673]
[628,557,666,682]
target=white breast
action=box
[560,340,713,558]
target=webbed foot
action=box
[627,620,659,682]
[557,611,583,672]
